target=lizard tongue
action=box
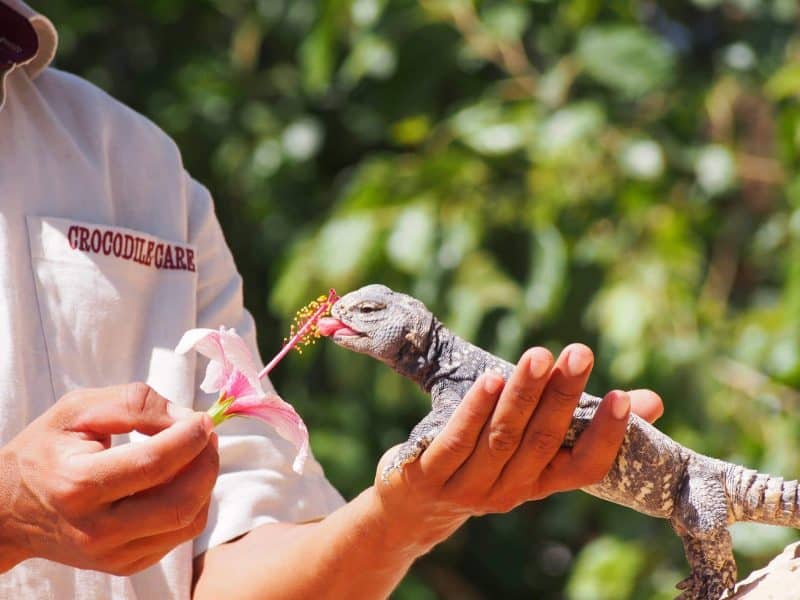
[317,317,359,337]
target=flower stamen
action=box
[258,288,339,379]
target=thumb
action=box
[67,382,195,436]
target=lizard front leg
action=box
[674,529,736,600]
[671,462,737,599]
[382,389,462,482]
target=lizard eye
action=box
[357,302,384,314]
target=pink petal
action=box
[200,359,228,394]
[175,328,226,364]
[229,394,309,474]
[225,369,260,400]
[218,328,263,393]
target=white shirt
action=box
[0,2,345,598]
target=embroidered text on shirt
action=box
[67,225,196,272]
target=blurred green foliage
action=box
[46,0,800,597]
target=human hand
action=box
[371,344,663,554]
[0,383,219,575]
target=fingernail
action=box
[483,374,504,395]
[567,346,592,375]
[167,402,194,421]
[529,354,549,379]
[610,391,630,420]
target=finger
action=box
[628,389,663,423]
[105,439,218,537]
[513,343,594,475]
[79,412,213,501]
[115,550,170,577]
[111,500,211,575]
[531,390,630,498]
[447,348,553,489]
[417,374,504,484]
[66,383,194,437]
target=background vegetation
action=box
[47,0,800,597]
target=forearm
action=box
[193,486,463,600]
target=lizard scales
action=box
[322,284,800,600]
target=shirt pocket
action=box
[27,216,198,403]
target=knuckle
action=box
[126,382,152,415]
[449,494,476,512]
[185,418,210,447]
[487,423,521,453]
[548,386,578,407]
[508,384,537,407]
[173,494,203,529]
[57,389,82,410]
[461,403,488,425]
[489,498,517,514]
[51,475,85,508]
[132,449,161,483]
[72,527,106,560]
[189,508,210,537]
[439,434,475,456]
[109,561,138,577]
[54,390,90,423]
[68,461,96,489]
[527,430,562,455]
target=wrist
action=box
[0,446,32,572]
[363,485,467,558]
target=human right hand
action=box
[371,344,663,555]
[0,383,219,575]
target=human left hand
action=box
[370,343,663,554]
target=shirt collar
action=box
[1,0,57,79]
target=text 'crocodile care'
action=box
[67,225,196,272]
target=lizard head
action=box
[319,284,434,368]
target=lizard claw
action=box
[380,435,434,483]
[380,454,412,484]
[673,571,735,600]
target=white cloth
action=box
[0,2,345,598]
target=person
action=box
[0,1,665,598]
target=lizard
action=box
[317,283,800,600]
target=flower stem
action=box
[258,288,338,380]
[207,395,235,426]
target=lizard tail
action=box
[724,464,800,528]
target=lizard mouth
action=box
[317,317,362,339]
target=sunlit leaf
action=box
[566,536,646,600]
[577,26,676,97]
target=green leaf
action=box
[535,101,605,157]
[577,26,676,97]
[450,100,538,156]
[481,4,530,41]
[765,62,800,100]
[522,226,567,322]
[566,536,646,600]
[341,34,397,84]
[316,214,380,281]
[386,203,437,274]
[446,252,522,339]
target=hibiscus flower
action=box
[176,289,338,474]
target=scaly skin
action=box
[324,284,800,600]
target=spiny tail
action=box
[725,464,800,528]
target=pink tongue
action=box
[317,317,347,337]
